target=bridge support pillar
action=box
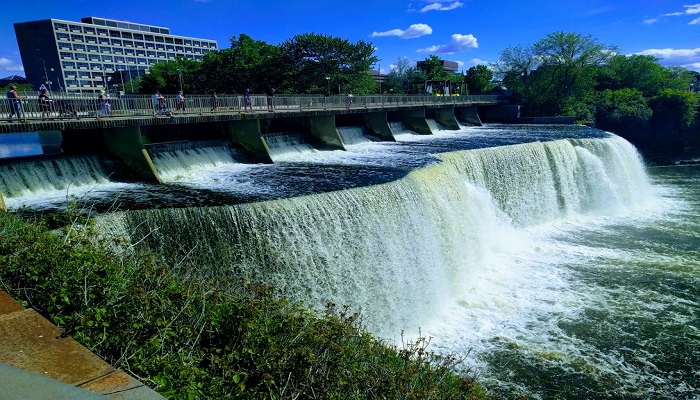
[456,106,483,126]
[433,107,460,130]
[305,115,345,150]
[226,120,273,163]
[401,109,432,135]
[363,112,395,141]
[104,126,161,183]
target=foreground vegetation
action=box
[0,211,487,399]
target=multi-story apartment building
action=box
[14,17,218,93]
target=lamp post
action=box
[325,76,330,96]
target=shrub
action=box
[0,212,488,399]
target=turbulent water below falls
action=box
[2,124,698,399]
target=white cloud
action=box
[636,47,700,71]
[0,58,24,72]
[417,33,478,54]
[645,3,700,24]
[420,1,463,12]
[371,24,433,39]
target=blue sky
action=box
[2,0,700,77]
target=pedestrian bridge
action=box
[0,93,514,211]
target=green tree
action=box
[595,55,680,97]
[595,88,652,134]
[465,65,493,93]
[281,33,378,94]
[496,44,537,98]
[418,55,451,81]
[517,32,617,117]
[135,58,201,94]
[650,89,699,129]
[383,57,426,94]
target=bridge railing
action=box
[1,92,506,122]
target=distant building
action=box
[0,75,28,87]
[416,59,459,74]
[13,17,218,93]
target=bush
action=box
[0,212,488,399]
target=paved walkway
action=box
[0,291,164,400]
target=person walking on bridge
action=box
[6,86,23,122]
[244,88,253,111]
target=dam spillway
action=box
[2,123,698,399]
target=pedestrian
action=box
[152,91,161,114]
[267,87,275,111]
[346,92,353,109]
[38,88,53,120]
[98,90,111,116]
[6,85,23,122]
[158,92,166,112]
[244,88,252,111]
[176,90,185,114]
[210,92,218,112]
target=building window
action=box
[56,32,70,41]
[157,51,166,58]
[193,40,201,47]
[147,50,156,58]
[136,49,146,56]
[103,55,113,62]
[103,63,115,71]
[146,42,155,49]
[167,52,176,58]
[73,44,86,52]
[97,28,108,36]
[109,30,121,38]
[54,22,68,31]
[89,54,101,62]
[59,43,72,51]
[110,39,122,46]
[135,41,145,48]
[100,46,112,54]
[83,27,96,35]
[184,39,192,46]
[175,45,184,52]
[165,37,174,44]
[75,53,88,61]
[113,48,124,55]
[71,34,84,42]
[77,62,89,69]
[133,33,144,40]
[123,40,134,47]
[194,48,201,54]
[62,61,76,69]
[137,58,147,65]
[60,52,73,59]
[90,63,102,70]
[156,43,165,50]
[174,38,183,45]
[86,36,98,44]
[125,49,135,56]
[185,47,193,53]
[87,45,99,52]
[155,36,165,43]
[166,44,174,51]
[99,37,110,45]
[144,35,154,42]
[121,32,133,39]
[69,25,82,33]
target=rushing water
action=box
[1,123,698,399]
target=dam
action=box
[0,114,698,399]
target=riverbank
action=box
[0,211,489,399]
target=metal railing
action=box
[1,92,506,122]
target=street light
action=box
[325,76,330,96]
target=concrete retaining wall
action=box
[401,109,432,135]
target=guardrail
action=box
[1,93,507,123]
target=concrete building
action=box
[14,17,218,93]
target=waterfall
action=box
[338,126,371,145]
[0,155,111,198]
[388,122,413,136]
[97,136,654,338]
[263,132,318,161]
[148,141,243,182]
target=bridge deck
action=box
[1,94,506,133]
